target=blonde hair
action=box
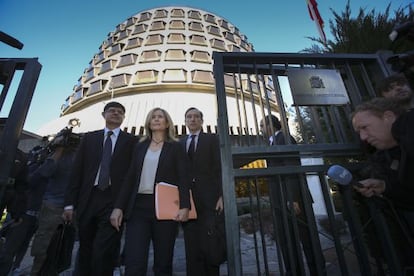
[140,107,177,142]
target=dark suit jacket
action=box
[181,132,222,212]
[64,129,136,217]
[114,139,191,219]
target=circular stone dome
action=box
[38,6,260,136]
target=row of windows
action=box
[85,50,212,81]
[118,8,236,34]
[72,71,241,104]
[94,36,243,65]
[72,69,216,102]
[102,21,248,50]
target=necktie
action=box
[97,130,113,190]
[188,134,196,160]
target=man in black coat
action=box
[352,98,414,271]
[62,101,136,276]
[260,115,325,276]
[181,107,224,276]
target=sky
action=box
[0,0,411,133]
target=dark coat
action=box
[180,132,222,212]
[64,129,136,217]
[114,139,191,219]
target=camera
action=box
[48,126,82,150]
[29,120,82,164]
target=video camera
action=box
[29,119,82,164]
[387,21,414,76]
[47,126,82,150]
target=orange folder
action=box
[155,182,197,220]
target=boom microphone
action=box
[327,165,363,187]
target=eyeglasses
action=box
[105,108,125,115]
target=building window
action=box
[100,59,117,74]
[154,9,168,18]
[84,67,99,81]
[190,50,210,63]
[190,35,207,46]
[218,19,230,30]
[132,24,148,34]
[189,21,203,32]
[204,14,216,24]
[224,73,241,88]
[145,34,164,46]
[150,20,166,31]
[125,16,137,27]
[88,79,108,95]
[223,31,236,42]
[207,25,221,37]
[116,24,126,32]
[138,12,152,22]
[167,33,185,44]
[171,8,185,18]
[233,27,241,36]
[133,70,158,84]
[169,20,185,30]
[125,37,143,50]
[210,38,226,50]
[192,70,214,84]
[228,44,241,52]
[111,74,132,88]
[94,50,107,64]
[62,98,70,112]
[109,43,125,56]
[117,29,130,41]
[188,10,201,20]
[140,50,162,62]
[240,40,251,51]
[118,54,138,67]
[165,49,186,61]
[162,69,187,82]
[71,87,87,103]
[105,36,116,48]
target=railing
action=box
[0,58,42,209]
[212,51,406,275]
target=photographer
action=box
[29,129,80,275]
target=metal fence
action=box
[0,58,42,209]
[212,51,407,275]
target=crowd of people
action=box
[0,72,413,275]
[0,103,225,276]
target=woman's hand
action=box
[110,208,123,231]
[175,208,189,222]
[215,196,224,213]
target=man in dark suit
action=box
[260,115,325,276]
[181,107,224,276]
[62,101,136,276]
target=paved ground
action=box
[11,225,361,275]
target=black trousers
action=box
[76,187,121,276]
[123,194,178,276]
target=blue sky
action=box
[0,0,411,133]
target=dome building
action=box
[37,6,275,136]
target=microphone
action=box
[327,165,363,187]
[389,21,414,42]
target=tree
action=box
[302,1,414,54]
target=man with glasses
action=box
[63,102,137,276]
